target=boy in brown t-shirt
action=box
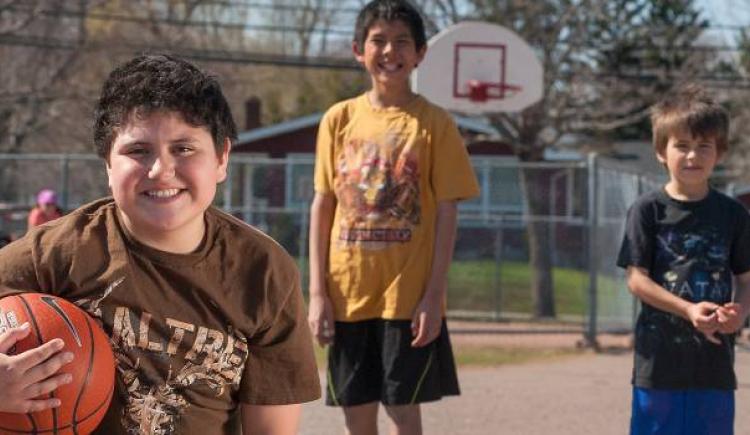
[0,54,320,434]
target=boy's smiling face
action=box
[354,19,426,92]
[106,110,229,252]
[657,129,722,195]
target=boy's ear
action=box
[104,159,112,189]
[216,138,231,183]
[415,44,427,67]
[352,41,365,64]
[655,150,667,164]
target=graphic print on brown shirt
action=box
[0,199,321,435]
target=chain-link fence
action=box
[0,152,704,342]
[590,157,666,339]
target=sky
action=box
[697,0,750,46]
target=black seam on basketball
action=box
[71,315,96,435]
[72,380,114,426]
[40,296,82,348]
[18,294,43,434]
[0,383,114,434]
[0,298,112,434]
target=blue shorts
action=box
[630,387,734,435]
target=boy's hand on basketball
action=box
[716,303,744,334]
[308,293,335,346]
[686,301,721,344]
[0,323,74,413]
[411,294,442,348]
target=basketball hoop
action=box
[468,80,489,102]
[413,22,543,114]
[467,80,524,103]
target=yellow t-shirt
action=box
[314,94,480,321]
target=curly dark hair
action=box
[354,0,426,52]
[93,53,237,160]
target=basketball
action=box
[0,293,115,435]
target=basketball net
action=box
[467,80,523,103]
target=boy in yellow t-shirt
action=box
[307,0,480,433]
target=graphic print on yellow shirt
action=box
[314,95,481,321]
[335,134,420,249]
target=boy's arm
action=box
[307,192,336,346]
[411,200,457,347]
[626,266,721,343]
[734,270,750,320]
[241,403,301,435]
[716,270,750,334]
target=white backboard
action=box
[413,21,543,114]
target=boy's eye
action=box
[125,147,148,155]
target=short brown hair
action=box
[651,84,729,155]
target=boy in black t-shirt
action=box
[618,85,750,434]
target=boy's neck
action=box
[663,181,710,202]
[367,85,417,109]
[118,209,206,254]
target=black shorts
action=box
[325,318,460,407]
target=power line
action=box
[7,4,750,41]
[4,33,750,90]
[3,4,750,69]
[5,6,355,36]
[0,34,361,70]
[174,0,364,14]
[1,31,745,58]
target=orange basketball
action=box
[0,293,115,435]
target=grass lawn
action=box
[452,345,581,366]
[312,343,582,369]
[300,258,630,321]
[447,260,625,318]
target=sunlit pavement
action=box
[301,348,750,435]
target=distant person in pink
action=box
[27,189,63,229]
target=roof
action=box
[234,111,595,161]
[236,112,502,145]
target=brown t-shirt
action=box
[0,198,320,434]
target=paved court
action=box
[300,347,750,434]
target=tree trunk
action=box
[519,165,555,318]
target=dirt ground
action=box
[300,322,750,435]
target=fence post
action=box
[481,160,491,222]
[223,163,233,212]
[243,163,254,224]
[585,152,599,349]
[60,155,70,210]
[299,205,309,296]
[493,215,504,321]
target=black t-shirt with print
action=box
[617,188,750,390]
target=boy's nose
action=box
[148,154,176,179]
